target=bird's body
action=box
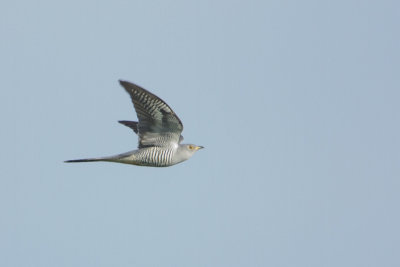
[65,80,203,167]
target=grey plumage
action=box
[118,120,139,134]
[65,80,203,167]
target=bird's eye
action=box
[189,145,194,150]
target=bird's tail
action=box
[65,151,135,164]
[64,157,107,163]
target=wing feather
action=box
[119,80,183,148]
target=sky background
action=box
[1,0,399,266]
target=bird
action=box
[65,80,203,167]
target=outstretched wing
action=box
[119,120,139,134]
[118,120,184,143]
[119,80,183,148]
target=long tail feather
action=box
[64,158,105,163]
[65,151,135,164]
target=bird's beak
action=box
[195,146,204,150]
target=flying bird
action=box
[65,80,203,167]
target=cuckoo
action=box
[65,80,203,167]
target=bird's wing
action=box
[119,120,184,143]
[119,80,183,148]
[118,120,139,134]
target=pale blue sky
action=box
[1,0,399,266]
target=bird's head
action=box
[174,144,204,164]
[185,144,204,153]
